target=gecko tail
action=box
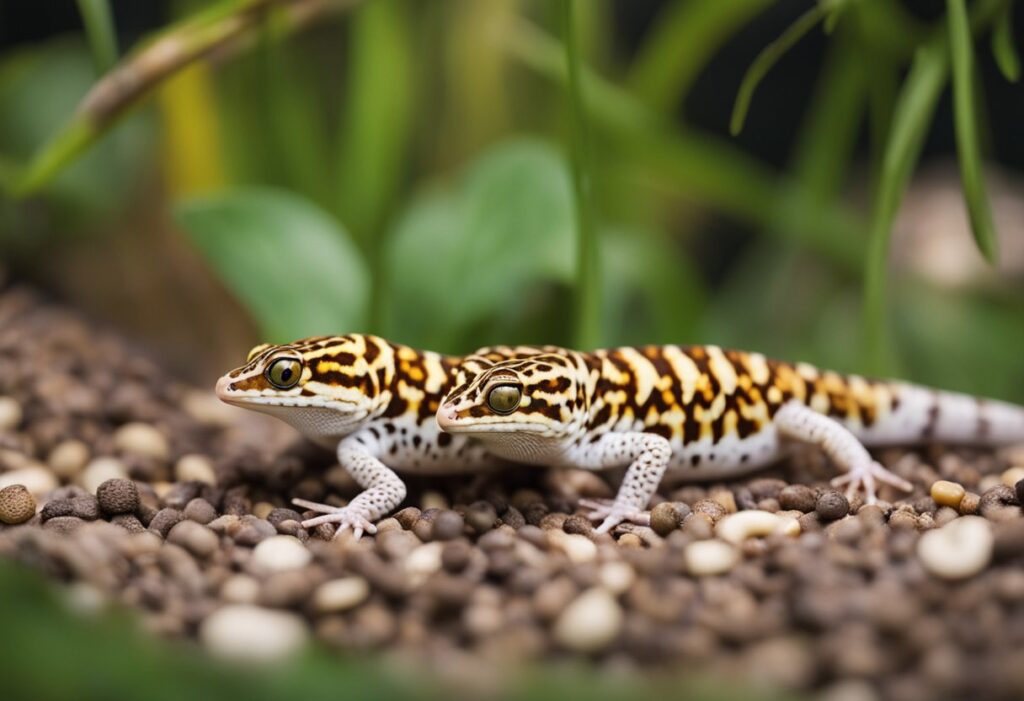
[858,383,1024,447]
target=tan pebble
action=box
[548,530,598,563]
[251,536,312,573]
[709,489,737,514]
[978,475,1003,494]
[684,539,740,576]
[958,491,981,515]
[221,575,261,604]
[552,588,624,653]
[931,480,966,509]
[617,533,643,548]
[252,501,275,520]
[152,481,175,500]
[405,542,443,583]
[1001,466,1024,489]
[174,454,217,485]
[80,457,128,494]
[0,467,57,498]
[313,577,370,613]
[183,390,237,426]
[918,515,993,580]
[200,605,308,661]
[598,561,636,595]
[420,491,448,511]
[0,397,22,431]
[716,510,799,544]
[167,520,219,558]
[0,484,36,524]
[47,440,90,480]
[113,422,169,462]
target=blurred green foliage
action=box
[0,0,1021,402]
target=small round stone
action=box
[465,501,497,534]
[174,454,217,486]
[931,480,966,509]
[312,577,370,614]
[221,575,261,605]
[0,396,23,431]
[111,514,145,533]
[113,422,170,462]
[96,478,139,515]
[200,605,308,662]
[148,508,184,537]
[1002,466,1024,489]
[815,490,849,521]
[778,485,817,512]
[183,498,217,525]
[716,510,800,544]
[0,467,58,498]
[917,515,994,580]
[80,457,128,494]
[251,535,312,573]
[549,531,597,563]
[47,440,90,480]
[650,501,691,536]
[685,539,740,576]
[167,520,219,558]
[692,498,727,523]
[958,491,981,515]
[552,587,624,653]
[70,495,100,520]
[430,510,464,541]
[0,484,36,524]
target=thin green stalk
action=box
[561,0,601,350]
[76,0,119,73]
[992,0,1020,81]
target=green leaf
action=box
[947,0,999,263]
[729,2,829,136]
[175,187,369,341]
[75,0,119,73]
[383,139,575,352]
[991,1,1021,82]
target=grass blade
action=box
[560,0,602,351]
[948,0,999,263]
[729,2,829,136]
[992,1,1021,82]
[75,0,119,73]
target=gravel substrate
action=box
[2,285,1024,701]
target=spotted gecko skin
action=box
[216,334,506,537]
[437,344,1024,533]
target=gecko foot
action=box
[292,498,377,539]
[830,460,913,504]
[578,498,651,534]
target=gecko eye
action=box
[487,385,521,414]
[266,358,302,389]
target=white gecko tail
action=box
[856,383,1024,447]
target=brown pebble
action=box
[563,515,593,536]
[691,499,726,523]
[650,501,691,536]
[148,508,184,537]
[96,478,139,515]
[815,491,849,521]
[111,514,145,533]
[618,533,643,548]
[888,509,918,530]
[393,507,421,530]
[979,484,1019,522]
[167,520,219,558]
[539,513,567,531]
[441,539,473,572]
[431,510,464,541]
[183,498,217,525]
[797,511,821,533]
[748,478,787,501]
[501,506,526,529]
[959,491,980,515]
[778,485,817,512]
[266,508,303,527]
[682,513,714,539]
[43,515,85,534]
[0,484,36,524]
[41,498,74,522]
[234,516,276,546]
[465,501,497,534]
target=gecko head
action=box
[215,335,385,440]
[437,354,582,438]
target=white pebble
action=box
[405,542,443,584]
[48,440,90,480]
[0,396,23,431]
[250,535,312,573]
[917,515,994,580]
[174,454,217,485]
[220,575,261,605]
[200,605,308,662]
[598,561,636,594]
[552,587,624,653]
[0,466,57,498]
[685,539,740,576]
[548,530,597,563]
[716,510,799,544]
[80,457,128,494]
[312,577,370,613]
[113,422,170,462]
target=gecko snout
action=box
[436,402,459,431]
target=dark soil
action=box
[2,285,1023,701]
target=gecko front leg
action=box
[568,432,672,533]
[293,432,407,539]
[774,400,913,502]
